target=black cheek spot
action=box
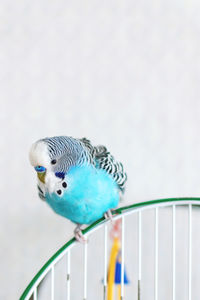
[62,182,67,188]
[57,190,62,195]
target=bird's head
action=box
[29,136,83,185]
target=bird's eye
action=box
[51,159,57,165]
[35,166,46,173]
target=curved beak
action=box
[37,171,46,183]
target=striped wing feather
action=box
[80,138,127,193]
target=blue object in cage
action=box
[114,259,129,284]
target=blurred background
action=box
[1,0,200,299]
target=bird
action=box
[29,136,127,242]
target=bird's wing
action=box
[79,138,127,193]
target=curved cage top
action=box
[20,197,200,300]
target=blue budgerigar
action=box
[29,136,127,242]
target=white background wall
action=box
[1,1,200,299]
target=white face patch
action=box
[29,140,66,195]
[29,141,51,168]
[45,171,61,193]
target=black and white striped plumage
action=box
[30,136,127,195]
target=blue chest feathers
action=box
[45,165,119,224]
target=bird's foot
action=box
[104,210,113,223]
[74,225,87,243]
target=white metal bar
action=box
[155,207,158,300]
[51,266,54,300]
[121,216,125,300]
[67,250,71,300]
[172,205,176,300]
[138,211,142,300]
[138,211,142,279]
[83,242,88,300]
[33,287,37,300]
[103,224,108,300]
[188,204,192,300]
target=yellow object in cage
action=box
[107,237,121,300]
[107,235,129,300]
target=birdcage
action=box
[20,197,200,300]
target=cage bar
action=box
[121,216,125,300]
[33,288,37,300]
[188,204,192,300]
[103,224,108,300]
[83,241,88,300]
[67,250,71,300]
[51,266,54,300]
[155,207,158,300]
[172,205,176,300]
[138,211,142,300]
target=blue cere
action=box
[35,166,46,173]
[55,172,65,179]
